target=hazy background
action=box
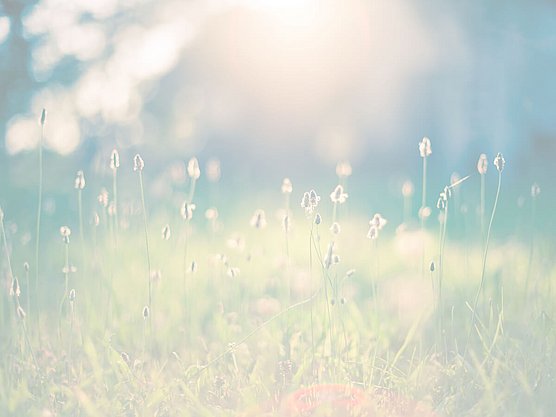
[0,0,554,231]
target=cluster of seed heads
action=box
[301,190,320,215]
[181,202,196,220]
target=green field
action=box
[0,138,554,417]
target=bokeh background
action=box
[0,0,554,232]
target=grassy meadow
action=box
[0,128,554,417]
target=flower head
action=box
[301,189,320,214]
[133,154,144,171]
[74,170,85,190]
[206,158,220,182]
[335,161,352,179]
[60,226,71,244]
[110,149,120,171]
[40,108,47,126]
[250,209,267,229]
[329,222,341,235]
[187,157,200,180]
[531,183,541,198]
[98,188,109,208]
[494,152,505,173]
[369,213,387,230]
[419,137,432,158]
[162,224,171,240]
[477,154,488,175]
[180,202,196,221]
[330,185,348,204]
[402,181,414,197]
[281,178,293,194]
[143,305,150,319]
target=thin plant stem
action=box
[421,156,428,279]
[35,121,44,336]
[438,199,448,356]
[138,171,152,311]
[524,196,537,298]
[480,173,485,248]
[112,170,119,246]
[58,242,70,341]
[466,171,502,356]
[78,189,86,285]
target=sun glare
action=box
[247,0,321,29]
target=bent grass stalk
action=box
[466,163,503,356]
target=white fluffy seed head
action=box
[205,208,219,221]
[110,149,120,171]
[336,161,352,179]
[74,170,85,190]
[419,137,432,158]
[329,222,341,235]
[281,178,293,194]
[206,158,220,182]
[133,154,144,171]
[60,226,71,243]
[314,213,322,225]
[250,209,267,229]
[40,108,47,126]
[330,185,348,204]
[367,225,378,240]
[187,157,201,180]
[494,152,505,173]
[180,202,196,221]
[98,188,109,208]
[10,277,20,297]
[162,224,171,240]
[69,288,76,302]
[402,181,414,197]
[531,183,541,198]
[369,213,387,230]
[477,154,488,175]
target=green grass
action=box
[0,151,554,417]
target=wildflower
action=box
[531,183,540,198]
[10,277,20,297]
[40,108,47,126]
[329,222,341,235]
[107,202,116,217]
[419,137,432,158]
[143,305,150,319]
[150,270,162,282]
[369,213,387,230]
[418,206,431,220]
[121,352,131,365]
[429,261,435,272]
[437,186,451,210]
[133,154,144,171]
[60,226,71,244]
[205,208,219,221]
[282,215,290,233]
[110,149,120,171]
[402,181,414,197]
[23,262,29,272]
[98,188,109,208]
[69,288,76,302]
[74,170,85,190]
[367,226,378,240]
[189,260,197,274]
[227,267,240,278]
[281,178,293,194]
[180,202,196,220]
[332,254,340,265]
[314,213,322,225]
[336,161,352,179]
[345,269,356,277]
[477,154,488,175]
[206,158,220,182]
[329,185,348,204]
[301,190,320,214]
[162,224,171,240]
[187,157,200,180]
[250,209,267,229]
[323,242,335,269]
[494,152,505,173]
